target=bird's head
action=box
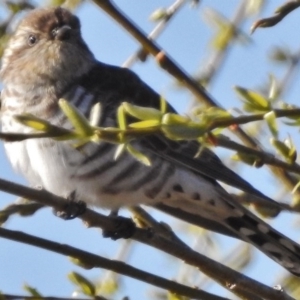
[0,7,95,88]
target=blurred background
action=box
[1,0,300,299]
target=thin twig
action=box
[122,0,188,68]
[275,48,300,99]
[91,0,300,197]
[0,178,294,300]
[92,0,221,107]
[0,227,228,300]
[251,1,300,33]
[215,136,300,178]
[207,108,300,129]
[199,0,250,85]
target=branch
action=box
[91,0,220,107]
[91,0,300,197]
[122,0,188,68]
[0,178,294,300]
[0,227,228,300]
[198,0,250,84]
[4,102,300,184]
[2,99,300,213]
[208,108,300,128]
[215,136,300,178]
[251,1,300,33]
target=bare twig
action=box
[199,0,250,85]
[0,227,229,300]
[92,0,220,107]
[91,0,300,196]
[207,108,300,129]
[215,136,300,178]
[251,1,300,33]
[0,178,295,300]
[275,48,300,99]
[122,0,188,68]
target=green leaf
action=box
[246,0,265,16]
[231,152,260,166]
[114,143,126,160]
[242,102,263,113]
[123,102,162,121]
[59,99,94,137]
[69,257,94,269]
[162,124,206,140]
[149,8,168,21]
[97,278,119,295]
[270,138,296,163]
[129,120,161,128]
[162,113,190,125]
[292,181,300,195]
[23,284,43,298]
[15,114,75,139]
[206,107,232,118]
[68,272,96,296]
[211,25,234,50]
[167,292,189,300]
[89,102,102,126]
[15,114,52,131]
[264,111,278,138]
[269,47,291,63]
[268,74,279,101]
[117,104,127,130]
[162,113,206,139]
[160,96,167,114]
[234,86,271,111]
[126,144,151,166]
[198,106,232,124]
[284,137,297,163]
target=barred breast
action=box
[1,76,227,211]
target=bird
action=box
[1,6,300,276]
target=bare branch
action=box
[91,0,300,196]
[0,227,230,300]
[0,178,294,300]
[122,0,188,68]
[251,1,300,33]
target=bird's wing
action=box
[80,63,278,207]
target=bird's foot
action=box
[53,191,86,220]
[103,210,136,240]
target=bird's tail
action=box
[223,208,300,276]
[160,191,300,276]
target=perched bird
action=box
[1,6,300,276]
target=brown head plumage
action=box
[0,7,95,88]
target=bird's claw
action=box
[103,215,136,240]
[53,191,86,220]
[54,200,86,220]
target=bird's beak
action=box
[53,25,72,41]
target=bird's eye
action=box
[28,34,37,46]
[51,28,57,37]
